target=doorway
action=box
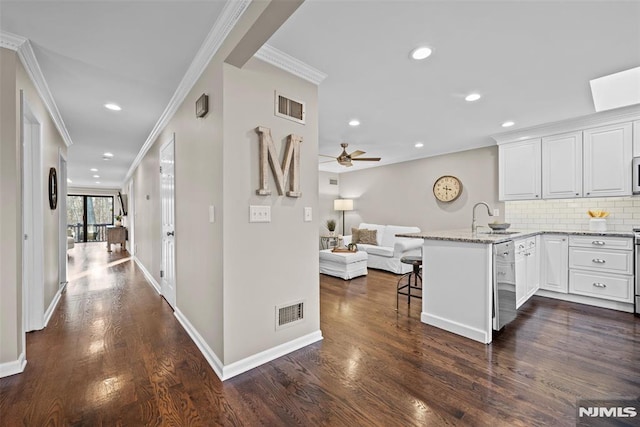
[21,91,45,332]
[66,195,114,242]
[58,150,68,289]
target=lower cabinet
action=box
[540,234,569,293]
[515,236,540,309]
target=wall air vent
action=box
[276,300,304,330]
[329,178,338,185]
[275,91,305,124]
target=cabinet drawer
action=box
[568,247,632,274]
[569,270,633,303]
[568,235,632,250]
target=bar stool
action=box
[397,255,422,310]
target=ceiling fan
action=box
[320,143,381,167]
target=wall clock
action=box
[48,167,58,210]
[433,175,462,202]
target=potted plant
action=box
[326,219,336,236]
[115,215,122,227]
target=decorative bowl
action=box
[488,222,511,231]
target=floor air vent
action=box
[275,91,305,124]
[276,301,304,330]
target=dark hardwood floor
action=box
[1,242,639,425]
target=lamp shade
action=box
[334,199,353,211]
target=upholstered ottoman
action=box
[319,249,368,280]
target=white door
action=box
[499,139,542,201]
[542,131,583,199]
[21,92,45,332]
[160,135,176,309]
[583,122,632,197]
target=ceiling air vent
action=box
[276,300,304,330]
[329,178,338,185]
[275,91,305,124]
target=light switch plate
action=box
[209,205,215,223]
[250,205,271,223]
[493,209,500,217]
[304,207,312,222]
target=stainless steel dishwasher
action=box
[493,240,517,331]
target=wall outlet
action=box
[249,205,271,223]
[304,207,312,222]
[493,209,500,217]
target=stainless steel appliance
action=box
[493,240,517,330]
[633,157,640,195]
[634,228,640,314]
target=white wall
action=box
[318,171,340,236]
[506,197,640,231]
[337,146,504,233]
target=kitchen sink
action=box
[479,231,520,235]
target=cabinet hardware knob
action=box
[576,193,579,195]
[592,241,605,246]
[535,195,539,198]
[592,258,606,264]
[586,192,590,195]
[592,282,607,288]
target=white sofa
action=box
[343,223,422,274]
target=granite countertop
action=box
[397,228,634,244]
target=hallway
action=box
[2,243,640,425]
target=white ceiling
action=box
[1,1,639,183]
[0,0,227,188]
[267,0,640,173]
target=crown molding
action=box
[123,0,251,185]
[1,30,73,147]
[0,30,26,50]
[492,104,640,144]
[254,44,327,85]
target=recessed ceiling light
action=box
[90,168,98,172]
[93,175,100,178]
[502,121,515,128]
[348,119,360,127]
[465,93,481,102]
[103,152,114,157]
[95,181,101,184]
[415,142,424,148]
[410,46,432,60]
[104,103,121,111]
[67,178,72,183]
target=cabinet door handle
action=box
[592,241,605,246]
[167,231,175,236]
[592,282,607,288]
[592,258,606,264]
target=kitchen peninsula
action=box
[399,229,634,344]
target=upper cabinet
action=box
[633,120,640,157]
[499,139,541,201]
[542,131,583,199]
[583,122,632,197]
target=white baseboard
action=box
[535,290,634,313]
[133,256,161,294]
[174,308,323,381]
[421,312,491,344]
[174,308,224,379]
[43,281,67,328]
[222,330,323,380]
[0,352,26,378]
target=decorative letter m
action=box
[255,126,302,197]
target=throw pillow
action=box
[351,227,361,243]
[358,229,378,245]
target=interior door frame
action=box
[21,91,45,332]
[58,148,68,290]
[160,134,176,309]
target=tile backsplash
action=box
[505,197,640,232]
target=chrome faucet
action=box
[472,201,494,233]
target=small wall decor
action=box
[255,127,302,198]
[196,93,209,118]
[48,167,58,210]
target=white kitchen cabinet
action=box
[540,234,568,293]
[514,236,539,308]
[499,139,541,201]
[633,120,640,157]
[583,122,632,197]
[542,131,583,198]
